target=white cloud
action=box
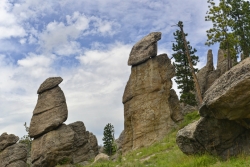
[17,54,53,68]
[12,0,57,21]
[0,0,26,39]
[38,12,118,56]
[0,0,223,145]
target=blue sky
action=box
[0,0,220,144]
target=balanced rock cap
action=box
[37,77,63,94]
[128,32,162,66]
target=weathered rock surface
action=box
[200,57,250,120]
[128,32,161,66]
[37,77,63,94]
[176,117,245,158]
[0,133,19,152]
[115,130,124,152]
[29,78,68,138]
[0,143,28,167]
[217,49,228,76]
[169,89,183,122]
[177,56,250,159]
[68,121,98,163]
[123,52,181,153]
[180,103,198,115]
[196,50,220,98]
[31,122,98,167]
[93,153,109,163]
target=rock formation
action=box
[196,50,220,98]
[177,57,250,159]
[180,103,198,115]
[197,49,237,98]
[29,77,67,138]
[199,57,250,122]
[217,49,229,76]
[128,32,161,66]
[29,77,98,167]
[0,133,28,167]
[123,32,183,153]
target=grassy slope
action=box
[74,112,250,167]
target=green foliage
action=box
[102,123,116,156]
[226,0,250,58]
[178,112,200,129]
[172,21,199,106]
[57,157,71,165]
[18,122,32,153]
[205,0,239,69]
[205,0,250,62]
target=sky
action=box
[0,0,221,145]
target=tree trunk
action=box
[178,23,203,106]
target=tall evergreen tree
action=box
[226,0,250,59]
[102,123,116,156]
[172,21,199,106]
[205,0,237,70]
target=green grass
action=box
[60,112,250,167]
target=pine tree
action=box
[102,123,116,156]
[172,21,199,106]
[205,0,238,69]
[226,0,250,59]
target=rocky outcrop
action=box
[196,50,220,97]
[0,132,19,151]
[177,57,250,159]
[123,32,182,153]
[30,77,98,167]
[176,117,245,157]
[0,133,28,167]
[29,77,68,138]
[128,32,161,66]
[31,122,98,167]
[217,49,228,76]
[200,57,250,121]
[196,49,237,99]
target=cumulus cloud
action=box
[0,0,221,145]
[38,12,118,56]
[0,0,26,39]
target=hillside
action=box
[72,112,250,167]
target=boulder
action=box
[128,32,161,66]
[31,122,98,167]
[29,78,68,138]
[123,52,181,153]
[37,77,63,94]
[0,143,28,167]
[176,117,245,158]
[200,57,250,120]
[68,122,98,163]
[0,133,19,152]
[93,153,109,163]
